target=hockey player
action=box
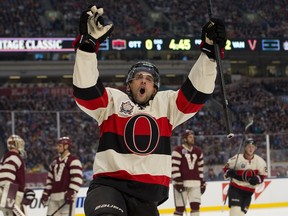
[0,134,35,216]
[72,4,226,216]
[40,137,83,216]
[223,138,267,216]
[172,130,206,216]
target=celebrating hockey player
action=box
[0,134,35,216]
[72,4,226,216]
[40,136,83,216]
[223,138,267,216]
[172,130,206,216]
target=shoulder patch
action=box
[119,101,134,115]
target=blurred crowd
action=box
[0,78,288,185]
[1,0,288,38]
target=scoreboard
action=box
[0,37,288,52]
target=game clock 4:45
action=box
[169,39,191,51]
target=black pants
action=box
[84,184,159,216]
[228,185,253,213]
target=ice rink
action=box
[161,207,288,216]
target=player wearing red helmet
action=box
[40,137,83,216]
[172,130,206,216]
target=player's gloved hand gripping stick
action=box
[203,0,234,139]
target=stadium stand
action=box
[0,78,287,185]
[1,0,287,38]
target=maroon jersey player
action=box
[40,137,83,216]
[172,130,206,216]
[0,135,35,216]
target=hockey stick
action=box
[13,205,25,216]
[222,117,254,211]
[68,201,73,216]
[207,0,234,139]
[48,202,66,216]
[180,191,188,216]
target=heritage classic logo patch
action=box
[119,101,134,115]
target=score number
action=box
[169,39,191,50]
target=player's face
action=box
[186,134,195,146]
[244,144,256,156]
[56,143,66,154]
[128,72,157,105]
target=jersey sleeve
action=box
[73,50,109,121]
[171,147,183,182]
[68,157,83,192]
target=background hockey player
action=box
[172,130,206,216]
[0,134,35,216]
[223,138,267,216]
[40,136,83,216]
[72,4,226,216]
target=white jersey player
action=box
[72,4,226,216]
[223,138,267,216]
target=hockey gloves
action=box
[22,189,36,206]
[248,175,263,186]
[200,180,206,194]
[225,169,245,181]
[174,183,185,192]
[40,190,49,206]
[225,169,237,179]
[65,190,76,204]
[200,18,226,59]
[73,5,114,53]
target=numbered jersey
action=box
[172,145,204,187]
[44,153,83,196]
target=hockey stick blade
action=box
[13,205,25,216]
[227,132,235,139]
[48,202,66,216]
[245,119,254,132]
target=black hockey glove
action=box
[72,5,114,53]
[22,189,36,206]
[225,169,237,178]
[248,175,262,186]
[200,18,226,59]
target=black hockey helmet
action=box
[126,61,160,89]
[245,138,256,147]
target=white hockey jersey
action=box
[73,50,217,204]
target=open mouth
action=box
[140,88,145,94]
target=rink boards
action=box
[1,178,287,215]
